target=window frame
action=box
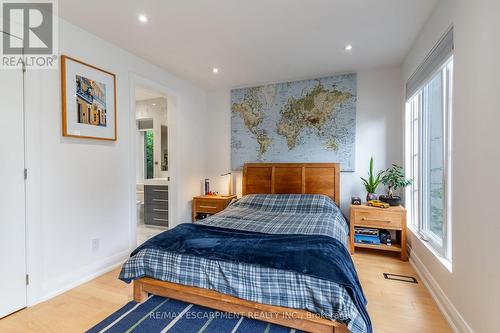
[405,56,453,261]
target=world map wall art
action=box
[231,74,357,171]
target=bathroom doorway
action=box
[134,84,170,245]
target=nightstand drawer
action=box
[192,195,237,222]
[354,210,403,229]
[195,200,224,213]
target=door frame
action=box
[128,73,177,249]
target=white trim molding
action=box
[30,251,129,306]
[409,246,474,333]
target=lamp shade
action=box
[220,172,233,196]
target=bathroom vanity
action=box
[144,184,168,227]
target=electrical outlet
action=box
[91,238,100,252]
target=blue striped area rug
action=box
[87,295,305,333]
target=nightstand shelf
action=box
[349,204,407,260]
[354,242,402,253]
[192,195,236,222]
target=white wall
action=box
[403,1,500,332]
[24,19,207,305]
[205,67,403,215]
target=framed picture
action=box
[61,55,117,141]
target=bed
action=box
[120,163,370,333]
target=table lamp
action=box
[220,172,233,197]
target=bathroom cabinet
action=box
[144,185,168,227]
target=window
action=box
[405,56,453,260]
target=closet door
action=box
[0,65,27,317]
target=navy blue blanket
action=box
[132,223,371,332]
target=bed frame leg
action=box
[133,280,148,302]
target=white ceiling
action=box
[135,86,166,101]
[59,0,438,90]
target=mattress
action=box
[120,194,368,333]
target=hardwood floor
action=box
[0,250,451,333]
[354,250,451,333]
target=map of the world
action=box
[231,74,356,171]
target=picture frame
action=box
[61,55,117,141]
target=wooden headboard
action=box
[242,163,340,206]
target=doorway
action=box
[133,84,170,245]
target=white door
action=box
[0,62,27,317]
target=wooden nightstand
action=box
[192,195,237,222]
[349,204,407,261]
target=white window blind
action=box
[406,27,454,100]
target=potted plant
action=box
[379,164,413,206]
[360,157,384,202]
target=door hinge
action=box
[168,177,170,181]
[26,274,29,285]
[24,168,28,180]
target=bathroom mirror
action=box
[144,129,154,179]
[137,118,154,179]
[136,96,168,181]
[161,125,168,171]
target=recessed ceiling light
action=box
[212,67,219,74]
[152,103,156,106]
[138,14,148,23]
[344,44,353,51]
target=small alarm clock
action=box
[351,196,362,205]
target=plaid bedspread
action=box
[120,194,367,333]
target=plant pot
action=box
[366,193,378,202]
[379,195,401,206]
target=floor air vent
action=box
[383,273,418,284]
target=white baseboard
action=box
[30,250,130,306]
[409,246,473,333]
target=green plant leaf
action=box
[368,157,374,184]
[381,164,413,196]
[361,156,385,193]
